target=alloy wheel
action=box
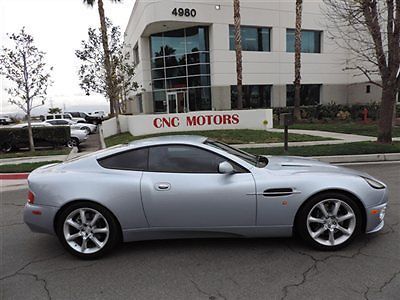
[306,199,356,246]
[63,208,110,254]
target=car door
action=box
[140,144,257,228]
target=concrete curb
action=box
[65,147,79,161]
[312,153,400,163]
[98,125,106,149]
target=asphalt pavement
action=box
[0,162,399,300]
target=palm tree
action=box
[233,0,243,109]
[82,0,121,116]
[293,0,303,120]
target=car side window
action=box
[148,145,247,174]
[98,147,148,171]
[58,120,68,125]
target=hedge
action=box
[273,102,400,122]
[0,126,71,150]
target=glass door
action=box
[167,92,177,113]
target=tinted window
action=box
[286,29,321,53]
[98,148,148,171]
[286,84,321,106]
[148,145,245,173]
[229,26,271,52]
[231,85,272,109]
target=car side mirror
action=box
[218,161,234,174]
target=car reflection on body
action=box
[24,136,388,259]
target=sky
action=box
[0,0,136,116]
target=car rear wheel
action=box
[56,202,120,259]
[296,193,362,250]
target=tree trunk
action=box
[97,0,115,116]
[377,83,397,144]
[293,0,303,121]
[27,110,35,152]
[233,0,243,109]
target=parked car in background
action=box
[10,122,88,149]
[44,119,97,134]
[89,110,106,120]
[0,116,13,125]
[66,111,103,125]
[43,113,87,124]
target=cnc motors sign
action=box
[153,113,240,129]
[101,110,273,138]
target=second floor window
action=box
[286,29,322,53]
[229,26,271,52]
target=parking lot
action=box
[1,162,399,300]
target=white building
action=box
[124,0,382,115]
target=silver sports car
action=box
[24,136,388,259]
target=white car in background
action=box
[44,119,97,134]
[11,122,88,148]
[89,110,106,119]
[44,113,87,124]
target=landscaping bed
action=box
[0,161,62,173]
[105,129,334,147]
[244,141,400,157]
[0,149,69,160]
[277,122,400,137]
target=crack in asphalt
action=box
[364,269,400,299]
[0,222,24,228]
[0,252,100,299]
[281,238,370,300]
[189,279,226,300]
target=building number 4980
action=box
[172,8,197,17]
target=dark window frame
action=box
[286,29,322,53]
[229,25,271,52]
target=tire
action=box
[1,143,12,153]
[55,202,120,259]
[67,138,79,148]
[82,127,90,135]
[296,192,363,251]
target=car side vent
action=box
[263,188,294,197]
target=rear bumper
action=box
[23,203,58,235]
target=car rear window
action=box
[97,147,148,171]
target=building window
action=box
[286,29,322,53]
[366,85,371,94]
[133,44,139,66]
[149,26,211,113]
[136,94,143,113]
[229,26,271,52]
[231,85,272,109]
[286,84,321,106]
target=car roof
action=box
[130,135,208,147]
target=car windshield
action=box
[205,139,268,167]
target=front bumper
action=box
[365,202,387,234]
[23,203,58,235]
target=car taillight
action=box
[27,191,35,204]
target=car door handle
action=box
[155,183,171,191]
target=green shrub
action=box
[0,127,70,150]
[273,102,384,122]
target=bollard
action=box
[280,113,294,154]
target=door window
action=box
[148,145,245,173]
[98,148,149,171]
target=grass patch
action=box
[0,161,62,173]
[278,122,400,137]
[244,141,400,157]
[0,149,70,160]
[105,130,333,147]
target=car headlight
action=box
[362,177,385,189]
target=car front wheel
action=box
[297,193,362,250]
[67,138,79,148]
[56,202,120,259]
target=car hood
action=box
[264,156,369,177]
